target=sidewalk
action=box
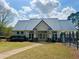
[0,43,42,59]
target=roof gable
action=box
[33,20,52,30]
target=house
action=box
[13,18,76,42]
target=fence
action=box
[61,31,79,50]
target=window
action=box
[21,31,24,34]
[17,31,19,34]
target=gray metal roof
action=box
[58,20,76,31]
[13,20,41,31]
[13,18,76,31]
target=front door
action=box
[38,31,48,41]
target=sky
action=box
[6,0,79,11]
[0,0,79,26]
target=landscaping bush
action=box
[46,38,51,42]
[0,36,6,39]
[9,35,27,42]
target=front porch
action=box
[12,30,79,42]
[29,31,48,41]
[26,30,77,42]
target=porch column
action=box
[57,31,60,39]
[74,31,77,39]
[34,31,37,38]
[25,31,29,38]
[49,31,52,39]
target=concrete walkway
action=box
[0,43,42,59]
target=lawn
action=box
[0,42,32,53]
[6,43,75,59]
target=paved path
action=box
[0,43,42,59]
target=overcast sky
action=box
[0,0,79,26]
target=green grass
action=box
[6,43,75,59]
[0,42,32,53]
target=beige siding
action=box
[36,21,49,30]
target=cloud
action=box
[0,0,19,26]
[30,0,60,14]
[29,14,41,18]
[0,0,77,26]
[0,0,18,16]
[16,0,61,19]
[15,6,32,20]
[0,0,10,10]
[26,0,76,19]
[2,0,75,20]
[19,6,32,14]
[49,7,76,19]
[58,7,76,19]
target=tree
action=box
[68,12,79,29]
[3,27,13,38]
[68,12,79,49]
[0,8,13,26]
[68,13,76,23]
[0,8,15,37]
